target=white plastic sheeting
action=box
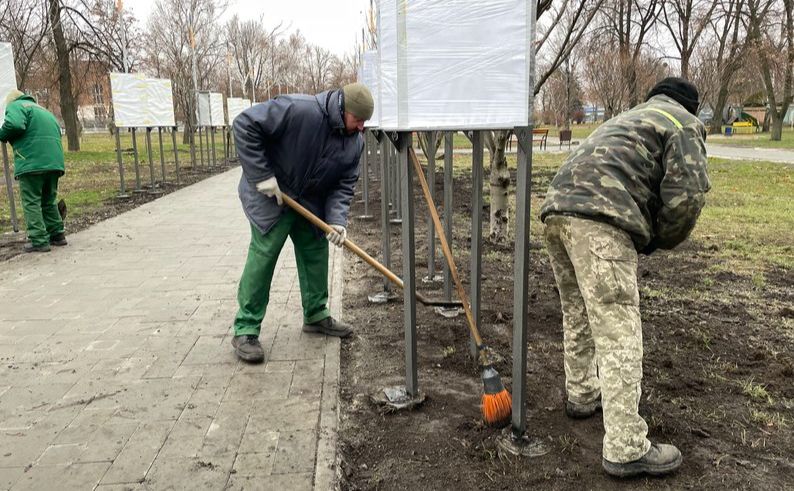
[197,92,225,126]
[360,50,380,127]
[0,42,18,126]
[226,97,252,125]
[377,0,532,130]
[110,73,176,127]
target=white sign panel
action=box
[361,50,380,127]
[0,42,18,126]
[227,97,251,124]
[197,92,225,126]
[377,0,532,130]
[110,73,176,127]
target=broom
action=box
[409,147,512,426]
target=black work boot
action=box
[24,243,51,253]
[565,396,602,419]
[231,335,265,363]
[302,317,352,338]
[602,443,682,478]
[50,233,68,246]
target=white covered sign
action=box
[227,97,252,125]
[197,92,225,126]
[110,73,176,127]
[0,42,18,126]
[377,0,533,130]
[360,50,380,127]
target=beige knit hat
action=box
[4,89,24,106]
[342,83,374,120]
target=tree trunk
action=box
[711,84,730,135]
[771,112,783,140]
[48,0,79,151]
[488,130,510,242]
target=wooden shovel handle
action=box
[281,194,405,289]
[409,147,483,347]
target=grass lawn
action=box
[446,150,792,271]
[707,126,794,149]
[1,131,227,234]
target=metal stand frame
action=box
[113,128,130,199]
[2,143,19,232]
[131,128,144,193]
[145,128,161,194]
[356,130,373,219]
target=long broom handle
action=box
[409,147,483,347]
[282,193,444,307]
[282,194,404,288]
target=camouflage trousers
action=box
[543,215,651,463]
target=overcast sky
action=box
[127,0,370,58]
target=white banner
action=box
[227,97,252,124]
[361,50,380,127]
[197,92,225,126]
[378,0,532,130]
[110,73,176,127]
[0,42,18,126]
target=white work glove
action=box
[326,225,347,247]
[255,177,283,205]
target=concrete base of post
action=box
[368,290,400,304]
[370,386,425,411]
[434,306,463,318]
[421,273,443,284]
[496,427,550,458]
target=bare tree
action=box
[485,0,602,242]
[659,0,719,78]
[304,45,334,93]
[747,0,793,140]
[0,0,50,89]
[147,0,226,142]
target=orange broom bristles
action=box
[481,365,512,426]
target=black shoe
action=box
[565,396,602,419]
[231,335,265,363]
[602,443,682,478]
[302,317,352,338]
[24,243,51,253]
[50,233,68,246]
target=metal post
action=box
[158,127,166,184]
[511,126,532,436]
[2,143,19,232]
[362,132,371,217]
[172,126,180,184]
[425,130,437,283]
[198,126,205,167]
[221,125,228,165]
[469,131,484,358]
[145,128,159,193]
[189,126,196,168]
[210,126,217,167]
[131,128,142,192]
[398,131,418,396]
[380,134,391,291]
[443,131,454,301]
[114,127,130,198]
[393,143,403,223]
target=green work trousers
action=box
[18,171,64,247]
[233,209,330,336]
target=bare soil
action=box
[0,164,232,262]
[338,166,794,490]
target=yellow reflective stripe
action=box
[647,108,683,129]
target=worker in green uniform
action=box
[541,78,711,477]
[0,89,67,252]
[230,83,373,363]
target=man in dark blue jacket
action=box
[230,83,373,363]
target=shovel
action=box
[281,194,462,309]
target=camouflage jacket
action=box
[540,94,711,253]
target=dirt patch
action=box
[339,169,794,489]
[0,164,233,262]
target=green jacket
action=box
[540,94,711,253]
[0,94,65,178]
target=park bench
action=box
[559,129,572,149]
[532,128,549,149]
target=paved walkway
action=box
[0,167,344,490]
[706,143,794,164]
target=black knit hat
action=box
[646,77,700,115]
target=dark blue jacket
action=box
[234,89,362,235]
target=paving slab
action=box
[0,167,346,490]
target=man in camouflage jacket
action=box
[540,78,710,478]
